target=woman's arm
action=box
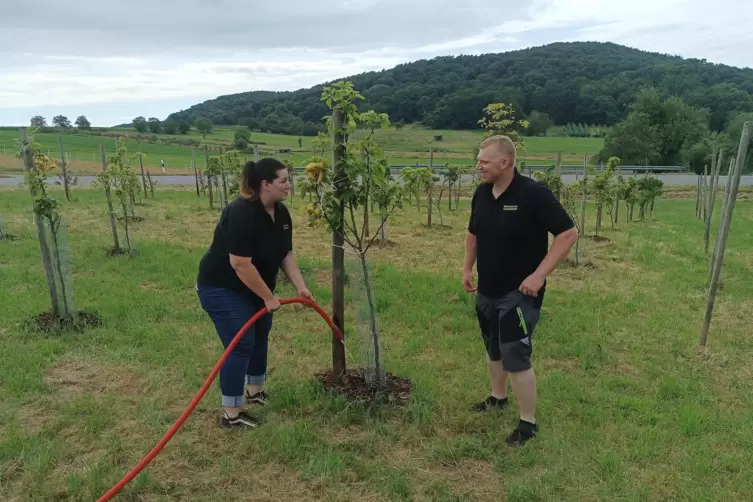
[229,254,279,309]
[280,251,312,298]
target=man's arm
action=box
[463,232,477,272]
[533,227,578,278]
[519,185,578,296]
[463,190,479,292]
[463,232,478,292]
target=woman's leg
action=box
[197,285,258,426]
[246,311,273,402]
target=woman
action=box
[196,158,312,429]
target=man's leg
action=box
[509,366,536,424]
[488,357,508,400]
[473,294,509,412]
[500,337,538,445]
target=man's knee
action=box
[499,338,533,373]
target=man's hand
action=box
[519,272,545,297]
[462,269,477,293]
[296,287,314,301]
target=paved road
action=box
[2,173,753,187]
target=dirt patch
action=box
[44,356,144,398]
[26,310,101,335]
[314,269,331,288]
[415,460,505,500]
[316,368,412,406]
[139,281,163,291]
[16,401,55,434]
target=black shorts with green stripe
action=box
[475,289,544,372]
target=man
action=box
[463,135,577,446]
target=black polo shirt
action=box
[468,169,574,299]
[197,196,293,305]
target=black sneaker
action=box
[472,396,508,412]
[245,389,269,406]
[220,410,259,429]
[506,420,538,446]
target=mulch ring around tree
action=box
[26,311,102,335]
[104,247,140,257]
[315,368,412,406]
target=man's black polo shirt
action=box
[197,196,292,305]
[468,169,574,299]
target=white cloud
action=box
[0,0,751,126]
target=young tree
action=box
[94,138,140,255]
[18,128,77,318]
[308,81,404,387]
[478,102,529,155]
[590,157,618,236]
[637,176,664,221]
[445,165,460,211]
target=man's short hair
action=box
[479,135,517,166]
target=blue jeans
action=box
[196,284,273,408]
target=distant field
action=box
[0,126,605,175]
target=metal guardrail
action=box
[291,164,688,174]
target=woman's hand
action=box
[264,296,281,312]
[296,287,314,301]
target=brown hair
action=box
[240,158,287,200]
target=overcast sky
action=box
[1,0,752,127]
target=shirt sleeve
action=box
[467,187,478,235]
[223,204,255,257]
[530,184,575,236]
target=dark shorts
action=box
[475,290,544,372]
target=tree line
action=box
[164,41,753,136]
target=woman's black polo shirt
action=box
[197,196,293,305]
[468,169,574,299]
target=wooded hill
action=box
[166,41,753,136]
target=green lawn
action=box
[2,183,750,501]
[0,126,604,175]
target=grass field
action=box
[2,184,752,501]
[0,125,604,176]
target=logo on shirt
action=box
[283,224,290,230]
[502,205,518,211]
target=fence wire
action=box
[344,247,387,388]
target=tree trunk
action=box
[99,144,120,251]
[193,149,200,197]
[205,148,214,210]
[427,191,433,227]
[331,107,347,379]
[139,149,147,198]
[58,137,71,202]
[379,214,387,248]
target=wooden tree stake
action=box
[699,121,751,346]
[331,107,347,378]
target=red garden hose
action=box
[98,297,344,501]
